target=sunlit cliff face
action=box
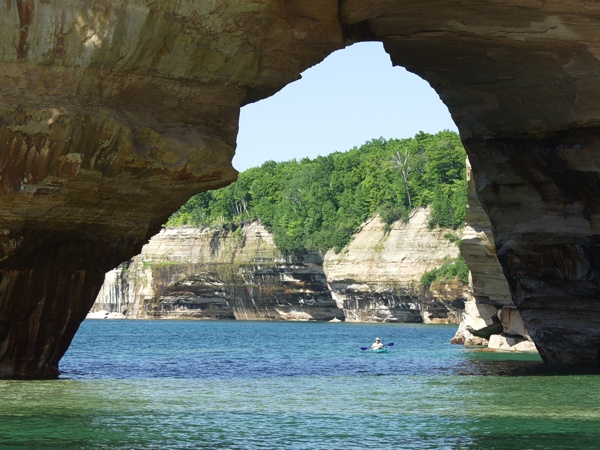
[2,0,600,377]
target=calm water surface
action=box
[1,320,599,449]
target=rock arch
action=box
[1,1,599,377]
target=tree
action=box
[167,131,468,254]
[390,147,413,209]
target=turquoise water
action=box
[1,320,599,449]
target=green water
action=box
[0,320,598,449]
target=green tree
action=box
[167,131,468,255]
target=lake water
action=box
[1,320,599,449]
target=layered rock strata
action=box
[0,1,343,378]
[93,213,465,323]
[341,2,600,364]
[454,159,536,352]
[324,208,466,323]
[3,1,600,376]
[92,223,342,321]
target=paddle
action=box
[360,342,394,351]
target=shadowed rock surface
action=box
[343,1,600,365]
[2,1,600,376]
[454,158,536,352]
[0,0,343,378]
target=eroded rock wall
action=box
[0,0,343,377]
[4,1,600,375]
[454,159,536,351]
[94,211,466,324]
[324,208,467,323]
[341,1,600,364]
[92,223,342,321]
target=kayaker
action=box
[371,337,384,350]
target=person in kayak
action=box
[371,337,384,350]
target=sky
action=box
[233,41,458,173]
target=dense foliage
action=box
[168,130,467,256]
[421,255,470,288]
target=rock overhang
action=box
[2,0,600,376]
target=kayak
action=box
[360,342,394,352]
[371,348,388,353]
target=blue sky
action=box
[233,42,458,173]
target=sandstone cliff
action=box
[0,0,344,378]
[324,208,466,323]
[4,1,600,376]
[93,208,467,323]
[455,159,536,352]
[92,223,341,321]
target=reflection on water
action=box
[0,320,599,449]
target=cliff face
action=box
[324,208,466,323]
[345,2,600,365]
[93,209,466,324]
[3,1,600,376]
[0,0,343,378]
[93,223,342,321]
[454,159,536,352]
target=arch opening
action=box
[234,42,457,171]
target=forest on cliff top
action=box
[168,130,467,259]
